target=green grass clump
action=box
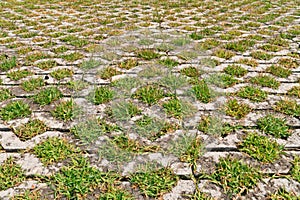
[109,101,141,121]
[257,115,291,139]
[0,157,25,191]
[112,134,159,153]
[200,58,220,68]
[13,119,47,141]
[135,115,179,141]
[36,60,57,70]
[33,87,62,105]
[133,85,166,105]
[0,88,14,102]
[21,77,45,91]
[250,51,273,60]
[7,69,32,81]
[224,40,255,52]
[278,58,298,69]
[238,58,258,68]
[159,73,189,92]
[137,49,160,60]
[11,190,41,200]
[158,57,179,68]
[79,59,101,70]
[210,157,261,195]
[236,86,268,102]
[198,116,242,137]
[163,97,196,119]
[168,135,203,167]
[205,73,238,88]
[197,39,220,50]
[51,99,81,121]
[287,86,300,98]
[180,66,201,77]
[33,137,79,165]
[238,132,284,163]
[118,58,138,70]
[0,100,31,121]
[49,157,113,199]
[50,68,73,80]
[274,99,300,117]
[223,65,247,77]
[268,188,300,200]
[190,32,204,40]
[0,56,17,71]
[66,80,89,92]
[130,165,178,198]
[97,66,122,80]
[192,80,215,103]
[291,156,300,182]
[266,65,292,78]
[88,86,114,105]
[250,75,280,89]
[213,48,235,59]
[224,99,251,119]
[60,52,84,62]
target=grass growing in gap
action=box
[209,157,261,196]
[0,88,14,102]
[136,49,160,60]
[224,40,255,52]
[163,97,196,119]
[0,56,17,71]
[0,100,31,121]
[257,115,291,139]
[98,140,133,163]
[97,66,123,80]
[287,86,300,98]
[88,86,114,105]
[223,65,247,77]
[33,137,79,165]
[60,52,84,62]
[191,80,216,103]
[274,99,300,117]
[250,75,280,89]
[238,132,284,163]
[238,58,258,68]
[159,73,189,92]
[168,135,203,167]
[291,156,300,182]
[135,115,179,141]
[278,58,298,69]
[266,65,292,78]
[49,157,115,199]
[109,101,141,121]
[213,48,235,59]
[224,99,251,119]
[51,99,81,121]
[111,76,141,95]
[235,86,268,102]
[21,77,45,91]
[129,164,178,198]
[36,60,57,70]
[200,58,220,68]
[268,188,300,200]
[11,190,41,200]
[66,80,89,92]
[158,57,179,68]
[0,157,25,191]
[118,58,138,70]
[112,134,159,153]
[180,66,201,77]
[198,116,242,137]
[7,69,33,81]
[13,119,47,141]
[50,68,73,80]
[33,87,62,105]
[205,73,238,88]
[250,51,273,60]
[71,117,120,143]
[133,84,166,105]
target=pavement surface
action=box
[0,0,300,199]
